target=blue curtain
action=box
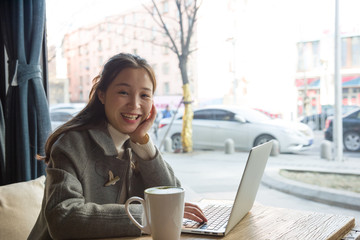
[0,0,51,184]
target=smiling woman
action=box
[28,53,207,240]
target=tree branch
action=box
[184,0,199,54]
[149,0,181,58]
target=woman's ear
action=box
[98,90,105,104]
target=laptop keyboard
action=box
[183,204,232,231]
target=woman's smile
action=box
[121,113,142,121]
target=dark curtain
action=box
[0,103,5,185]
[0,0,51,184]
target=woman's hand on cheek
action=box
[184,202,208,223]
[129,104,157,144]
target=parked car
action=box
[50,103,86,112]
[300,105,360,130]
[324,108,360,151]
[50,103,85,130]
[157,105,314,153]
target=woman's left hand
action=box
[129,104,157,144]
[184,202,208,223]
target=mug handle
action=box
[125,196,151,234]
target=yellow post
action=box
[181,83,193,152]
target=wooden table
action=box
[104,203,355,240]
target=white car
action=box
[156,105,314,153]
[50,103,85,131]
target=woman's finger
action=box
[184,212,203,223]
[184,202,208,223]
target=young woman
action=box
[28,53,206,239]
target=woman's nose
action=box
[128,96,140,109]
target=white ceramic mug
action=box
[125,186,185,240]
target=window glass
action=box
[42,0,360,223]
[352,36,360,66]
[193,110,213,120]
[212,110,235,121]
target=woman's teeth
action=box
[122,113,140,120]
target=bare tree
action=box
[144,0,200,152]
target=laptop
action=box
[182,140,273,236]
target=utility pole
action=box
[334,0,343,161]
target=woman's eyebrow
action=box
[114,83,152,92]
[114,83,130,88]
[142,87,152,92]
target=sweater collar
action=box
[107,123,130,153]
[88,123,128,156]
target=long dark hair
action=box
[42,53,157,163]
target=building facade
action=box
[296,35,360,117]
[62,1,196,110]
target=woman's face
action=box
[98,68,154,134]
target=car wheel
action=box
[254,134,275,147]
[343,131,360,152]
[171,133,182,151]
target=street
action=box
[161,131,360,228]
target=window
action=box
[79,90,83,101]
[164,82,170,94]
[213,110,235,121]
[133,12,137,24]
[297,41,320,71]
[123,35,129,45]
[107,23,112,32]
[152,64,157,72]
[192,109,236,121]
[163,1,169,13]
[79,76,83,90]
[193,110,213,120]
[352,36,360,66]
[151,45,157,55]
[98,40,102,51]
[98,24,104,32]
[342,36,360,67]
[162,62,169,74]
[85,59,89,70]
[163,42,169,55]
[151,27,156,40]
[341,38,348,67]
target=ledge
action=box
[262,167,360,211]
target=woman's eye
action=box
[141,94,151,98]
[118,91,128,95]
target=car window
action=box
[212,110,235,121]
[350,111,360,119]
[193,110,213,120]
[235,108,271,122]
[345,110,360,119]
[51,112,73,122]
